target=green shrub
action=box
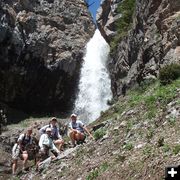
[173,145,180,155]
[143,146,153,156]
[124,142,133,150]
[86,162,109,180]
[110,0,136,52]
[159,64,180,85]
[86,169,99,180]
[93,128,106,140]
[145,108,157,119]
[163,144,170,153]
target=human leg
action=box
[12,144,20,175]
[12,159,18,175]
[21,151,28,170]
[69,130,77,147]
[75,132,85,141]
[54,139,64,151]
[36,146,49,171]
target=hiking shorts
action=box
[12,144,20,160]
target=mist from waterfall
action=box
[74,29,112,123]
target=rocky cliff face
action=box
[0,0,95,122]
[97,0,180,98]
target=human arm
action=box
[38,134,45,150]
[83,126,94,139]
[39,125,49,135]
[17,134,25,151]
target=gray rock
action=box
[0,0,95,121]
[97,0,180,98]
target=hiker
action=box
[12,128,33,175]
[39,117,64,151]
[36,128,60,170]
[68,114,94,147]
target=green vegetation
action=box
[115,155,126,162]
[173,145,180,155]
[76,148,85,158]
[126,121,133,132]
[86,162,109,180]
[97,78,179,125]
[143,145,153,156]
[86,169,99,180]
[93,128,106,140]
[159,64,180,85]
[146,128,154,141]
[124,142,133,150]
[110,0,136,52]
[168,117,176,126]
[127,78,179,120]
[162,144,170,153]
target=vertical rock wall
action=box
[97,0,180,98]
[0,0,95,122]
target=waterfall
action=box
[74,29,112,123]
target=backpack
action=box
[12,133,31,148]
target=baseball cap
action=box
[51,117,57,121]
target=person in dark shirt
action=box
[12,128,33,175]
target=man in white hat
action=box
[36,127,60,170]
[68,114,94,147]
[39,117,64,151]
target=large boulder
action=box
[97,0,180,98]
[0,0,95,122]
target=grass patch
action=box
[93,128,106,140]
[86,162,109,180]
[159,64,180,85]
[162,144,170,153]
[126,121,133,132]
[128,94,142,107]
[143,145,153,156]
[146,128,154,141]
[76,148,85,158]
[145,108,157,119]
[86,169,99,180]
[173,145,180,155]
[168,117,176,126]
[93,78,180,146]
[124,142,133,150]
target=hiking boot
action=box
[12,173,17,178]
[77,140,86,145]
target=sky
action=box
[86,0,101,22]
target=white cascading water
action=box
[74,29,112,123]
